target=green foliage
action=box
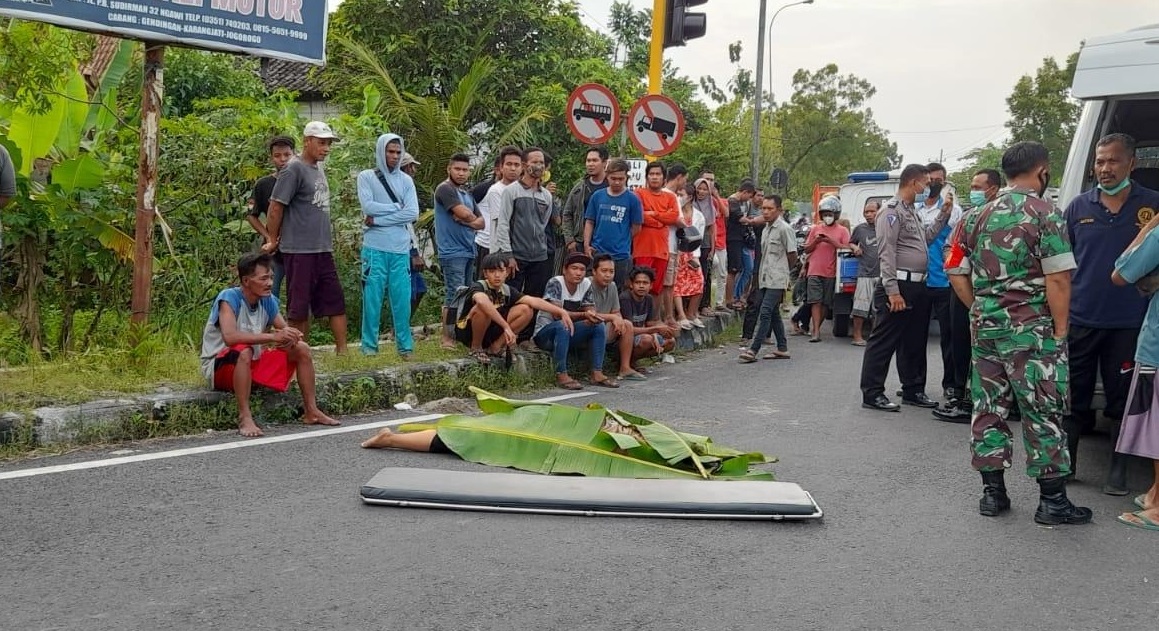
[121,48,265,118]
[948,143,1004,203]
[773,64,899,198]
[0,20,85,113]
[1005,52,1080,185]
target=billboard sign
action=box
[0,0,327,64]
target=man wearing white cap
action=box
[264,121,348,353]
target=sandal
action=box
[1116,510,1159,531]
[763,350,791,360]
[591,378,620,388]
[619,371,647,381]
[469,350,491,365]
[738,350,757,364]
[558,379,584,391]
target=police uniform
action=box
[859,196,950,405]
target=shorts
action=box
[852,277,879,318]
[212,345,294,393]
[663,254,678,287]
[283,252,346,321]
[633,333,666,348]
[634,256,667,296]
[806,275,836,307]
[441,257,474,306]
[454,312,507,348]
[430,434,453,454]
[726,241,745,273]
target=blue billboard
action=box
[0,0,327,65]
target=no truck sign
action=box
[565,83,621,146]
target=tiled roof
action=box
[260,58,322,95]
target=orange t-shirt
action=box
[633,187,680,259]
[714,198,728,250]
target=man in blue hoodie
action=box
[915,162,962,404]
[357,133,420,357]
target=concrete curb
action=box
[1,312,735,448]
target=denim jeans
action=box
[533,320,606,375]
[750,288,787,354]
[440,257,474,306]
[733,247,754,300]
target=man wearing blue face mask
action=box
[935,168,1004,423]
[1063,133,1159,493]
[914,163,964,411]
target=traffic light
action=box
[663,0,707,48]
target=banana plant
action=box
[399,387,776,480]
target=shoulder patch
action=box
[887,214,897,226]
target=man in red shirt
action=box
[634,161,681,297]
[802,196,850,341]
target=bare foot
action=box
[360,427,395,449]
[238,416,264,438]
[303,410,340,426]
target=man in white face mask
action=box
[801,195,851,342]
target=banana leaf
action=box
[435,403,703,480]
[400,389,777,481]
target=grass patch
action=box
[0,329,470,413]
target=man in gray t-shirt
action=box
[263,121,348,353]
[849,200,882,344]
[271,157,332,254]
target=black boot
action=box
[979,470,1011,516]
[1103,452,1130,496]
[1034,476,1093,525]
[1061,417,1081,481]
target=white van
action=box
[1060,24,1159,207]
[839,171,900,227]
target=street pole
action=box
[131,43,163,325]
[648,0,666,96]
[749,0,768,182]
[750,0,814,183]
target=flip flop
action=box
[738,350,757,364]
[1116,510,1159,531]
[591,378,620,388]
[763,351,791,360]
[558,379,584,391]
[619,372,647,382]
[809,336,821,343]
[851,340,867,347]
[1136,495,1149,510]
[469,350,491,365]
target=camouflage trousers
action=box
[969,330,1072,479]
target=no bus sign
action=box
[565,83,621,146]
[627,94,685,157]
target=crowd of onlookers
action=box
[195,122,1158,533]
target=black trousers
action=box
[1067,325,1140,428]
[743,287,764,339]
[508,258,552,299]
[700,248,713,307]
[948,290,971,395]
[926,286,954,392]
[860,280,930,401]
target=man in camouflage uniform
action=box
[945,141,1092,525]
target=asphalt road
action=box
[1,332,1155,630]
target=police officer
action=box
[860,164,951,411]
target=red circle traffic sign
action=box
[565,83,621,146]
[626,94,685,157]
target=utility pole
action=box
[749,0,768,182]
[750,0,814,183]
[648,0,666,96]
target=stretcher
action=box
[360,467,823,521]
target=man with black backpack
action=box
[356,133,420,358]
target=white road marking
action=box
[0,392,596,481]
